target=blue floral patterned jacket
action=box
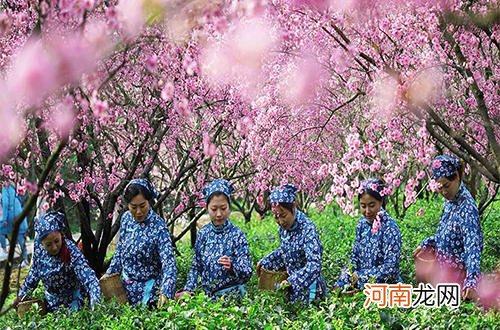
[19,238,101,312]
[420,183,483,289]
[336,208,402,289]
[107,209,176,305]
[259,210,326,302]
[184,219,252,296]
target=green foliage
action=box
[1,200,498,329]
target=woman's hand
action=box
[332,285,341,295]
[174,290,191,300]
[256,263,262,277]
[218,256,232,271]
[277,280,290,291]
[100,273,111,280]
[462,288,476,301]
[352,272,358,287]
[157,294,168,307]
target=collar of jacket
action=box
[210,219,230,234]
[449,182,466,206]
[286,210,304,232]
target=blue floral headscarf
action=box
[125,178,159,200]
[269,184,298,204]
[202,178,234,202]
[35,211,66,239]
[359,178,385,197]
[432,155,460,179]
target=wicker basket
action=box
[17,299,47,317]
[414,249,437,284]
[100,273,128,304]
[258,268,288,291]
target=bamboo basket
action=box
[17,299,47,317]
[258,268,288,291]
[99,273,128,304]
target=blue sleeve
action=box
[357,224,402,287]
[349,222,362,269]
[287,226,323,293]
[18,241,43,299]
[336,222,362,288]
[259,247,285,271]
[2,186,15,223]
[230,230,252,284]
[420,236,436,249]
[107,215,126,275]
[421,210,441,249]
[460,207,483,289]
[1,187,7,222]
[184,231,204,291]
[69,241,101,307]
[157,225,176,298]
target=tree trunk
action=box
[189,207,197,248]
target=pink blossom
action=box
[47,101,76,138]
[229,16,279,68]
[371,74,400,120]
[41,202,50,212]
[380,187,392,196]
[145,54,158,73]
[277,55,323,106]
[84,20,113,57]
[8,40,58,106]
[369,160,382,172]
[476,273,500,311]
[116,0,145,37]
[371,211,382,234]
[174,203,185,214]
[105,5,119,29]
[290,0,331,11]
[16,185,26,196]
[161,81,175,101]
[176,98,191,117]
[83,0,96,10]
[202,133,217,157]
[51,34,97,85]
[428,179,441,192]
[0,106,23,159]
[416,171,426,180]
[91,94,109,119]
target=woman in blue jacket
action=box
[15,211,101,312]
[334,179,402,291]
[1,183,28,266]
[178,179,253,299]
[257,184,327,303]
[414,155,483,300]
[105,178,177,307]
